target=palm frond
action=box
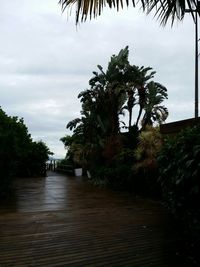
[59,0,137,23]
[145,0,196,25]
[59,0,197,25]
[66,118,81,130]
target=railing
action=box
[46,160,57,171]
[47,159,74,174]
[56,164,74,174]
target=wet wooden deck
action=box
[0,172,182,266]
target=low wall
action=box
[160,117,200,136]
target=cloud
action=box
[0,0,196,158]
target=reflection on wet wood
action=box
[0,172,181,266]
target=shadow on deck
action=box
[0,171,184,266]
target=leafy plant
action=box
[0,108,52,198]
[158,125,200,235]
[133,126,162,196]
[141,81,168,128]
[61,47,168,193]
[19,141,52,177]
[90,164,133,189]
[134,126,162,170]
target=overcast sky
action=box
[0,0,196,158]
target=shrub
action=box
[158,125,200,236]
[89,148,135,189]
[0,108,52,198]
[90,164,133,189]
[133,126,162,197]
[19,141,52,177]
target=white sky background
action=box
[0,0,196,158]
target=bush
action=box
[90,164,133,189]
[133,126,162,197]
[0,108,52,198]
[18,141,52,177]
[90,127,163,195]
[158,125,200,236]
[90,148,135,189]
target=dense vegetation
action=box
[0,107,52,198]
[61,46,168,193]
[60,48,200,265]
[158,126,200,236]
[158,126,200,266]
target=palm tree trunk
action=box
[136,86,145,127]
[129,109,132,129]
[127,89,134,131]
[136,106,143,127]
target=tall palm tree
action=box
[59,0,196,25]
[141,81,168,127]
[88,47,129,135]
[135,66,155,127]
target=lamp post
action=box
[186,2,200,118]
[194,8,199,118]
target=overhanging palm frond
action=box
[59,0,138,23]
[145,0,196,25]
[59,0,196,25]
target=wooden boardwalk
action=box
[0,172,183,267]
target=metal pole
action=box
[195,8,199,118]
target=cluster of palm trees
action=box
[69,46,168,131]
[62,46,168,169]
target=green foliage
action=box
[121,125,139,149]
[0,108,52,198]
[141,81,168,128]
[91,164,132,189]
[18,141,52,177]
[158,125,200,235]
[60,134,88,168]
[132,126,162,196]
[134,126,162,170]
[90,147,136,189]
[62,47,168,193]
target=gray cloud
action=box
[0,1,197,157]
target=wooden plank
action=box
[0,172,184,266]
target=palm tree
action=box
[141,81,168,127]
[134,66,155,127]
[59,0,196,25]
[65,47,132,165]
[88,47,129,135]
